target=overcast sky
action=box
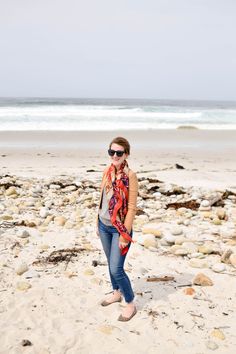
[0,0,235,100]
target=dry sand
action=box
[0,129,236,354]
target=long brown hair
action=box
[109,137,130,155]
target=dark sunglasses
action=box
[108,149,126,157]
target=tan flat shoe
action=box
[101,296,122,307]
[117,306,137,321]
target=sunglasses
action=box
[108,149,126,157]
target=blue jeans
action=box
[98,217,135,303]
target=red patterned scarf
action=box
[105,160,134,255]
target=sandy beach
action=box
[1,129,236,354]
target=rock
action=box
[97,325,114,335]
[148,246,158,252]
[17,230,30,238]
[174,248,189,256]
[229,253,236,267]
[211,328,225,340]
[212,218,222,225]
[220,229,235,239]
[163,234,176,244]
[5,187,17,196]
[143,237,157,249]
[170,245,182,253]
[160,238,170,246]
[211,263,226,273]
[171,226,183,236]
[202,211,212,218]
[189,252,204,258]
[84,269,95,276]
[153,192,162,198]
[16,262,29,275]
[54,216,67,226]
[182,242,198,253]
[174,236,188,245]
[221,249,233,263]
[0,203,5,212]
[38,226,47,233]
[205,341,219,350]
[142,224,162,237]
[225,240,236,246]
[64,185,77,192]
[39,207,49,218]
[32,185,42,193]
[39,244,50,251]
[201,200,210,208]
[25,198,36,207]
[183,287,195,295]
[43,215,54,226]
[21,339,33,347]
[192,273,213,286]
[138,234,156,247]
[216,209,226,220]
[1,215,13,221]
[16,281,32,291]
[198,245,214,254]
[49,184,61,190]
[183,219,190,226]
[199,207,211,212]
[64,221,74,229]
[189,258,209,268]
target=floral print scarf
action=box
[105,160,134,255]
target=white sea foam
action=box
[0,99,236,131]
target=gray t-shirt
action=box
[98,188,113,226]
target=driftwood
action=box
[162,189,186,196]
[146,275,175,282]
[0,220,36,229]
[45,181,79,189]
[138,177,163,183]
[222,190,236,199]
[167,200,200,210]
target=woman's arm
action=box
[124,171,138,234]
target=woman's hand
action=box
[119,236,129,249]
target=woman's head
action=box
[108,136,130,168]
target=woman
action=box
[97,136,138,322]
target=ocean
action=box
[0,98,236,131]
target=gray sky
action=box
[0,0,235,100]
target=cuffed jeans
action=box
[98,217,135,303]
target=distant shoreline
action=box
[0,129,235,152]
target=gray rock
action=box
[39,207,49,218]
[171,226,183,236]
[211,263,226,273]
[17,230,30,238]
[16,262,29,275]
[189,258,209,268]
[163,234,176,244]
[205,341,218,350]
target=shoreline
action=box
[0,129,236,148]
[0,129,235,189]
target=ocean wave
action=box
[0,100,236,130]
